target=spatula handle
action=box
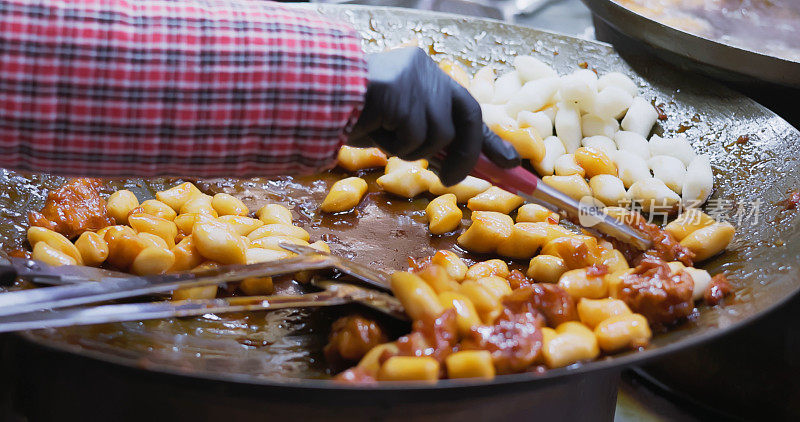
[470,153,539,195]
[469,154,652,250]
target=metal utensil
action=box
[0,279,406,333]
[277,243,391,290]
[313,279,406,320]
[0,244,390,318]
[1,254,158,286]
[435,153,653,250]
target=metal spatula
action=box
[0,245,390,318]
[458,153,653,250]
[0,278,406,333]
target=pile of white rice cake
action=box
[473,56,713,211]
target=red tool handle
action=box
[471,154,539,196]
[468,154,652,250]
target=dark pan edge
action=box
[15,281,800,392]
[9,3,800,392]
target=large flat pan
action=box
[1,3,800,414]
[581,0,800,88]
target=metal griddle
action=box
[580,0,800,88]
[1,5,800,420]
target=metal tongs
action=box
[0,245,405,332]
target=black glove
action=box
[348,47,520,186]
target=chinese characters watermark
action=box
[577,196,762,228]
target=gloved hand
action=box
[348,47,520,186]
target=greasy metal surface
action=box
[1,5,800,389]
[581,0,800,87]
[611,0,800,61]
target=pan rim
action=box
[580,0,800,87]
[17,282,800,391]
[14,289,800,392]
[12,3,800,392]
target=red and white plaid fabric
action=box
[0,0,367,177]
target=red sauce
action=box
[407,256,432,272]
[28,179,114,239]
[704,273,732,306]
[547,237,600,269]
[736,135,750,144]
[586,264,609,277]
[654,103,668,120]
[334,367,377,385]
[395,308,458,363]
[324,315,387,363]
[611,211,694,266]
[784,191,800,210]
[505,284,578,327]
[463,304,544,374]
[7,249,31,259]
[507,270,533,290]
[617,259,695,327]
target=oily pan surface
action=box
[1,5,800,385]
[612,0,800,62]
[580,0,800,87]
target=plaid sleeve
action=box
[0,0,367,177]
